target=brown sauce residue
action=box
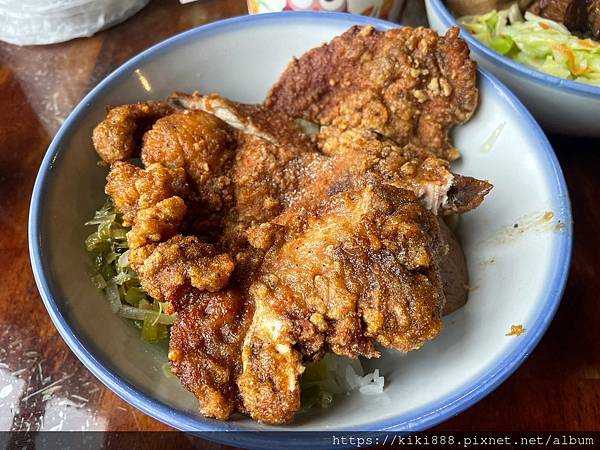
[506,324,526,336]
[490,210,568,245]
[543,211,554,222]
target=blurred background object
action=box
[0,0,150,45]
[445,0,535,16]
[247,0,406,21]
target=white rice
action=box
[357,369,385,395]
[322,354,385,396]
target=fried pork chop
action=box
[265,26,478,161]
[171,92,491,217]
[239,183,445,423]
[91,26,491,424]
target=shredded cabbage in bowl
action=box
[459,6,600,86]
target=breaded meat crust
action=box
[265,26,478,161]
[238,183,445,423]
[93,101,174,164]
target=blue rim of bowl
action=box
[28,11,573,448]
[427,0,600,98]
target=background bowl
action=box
[425,0,600,137]
[29,11,572,449]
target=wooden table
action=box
[0,0,597,445]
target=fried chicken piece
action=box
[168,289,253,420]
[105,161,234,303]
[265,26,478,161]
[162,221,268,421]
[105,161,191,261]
[169,92,323,225]
[129,235,234,304]
[106,161,190,270]
[89,23,492,427]
[141,110,236,212]
[238,183,445,423]
[161,227,269,421]
[92,101,174,164]
[169,92,324,227]
[105,161,190,226]
[316,127,492,215]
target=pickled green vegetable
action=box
[84,198,176,342]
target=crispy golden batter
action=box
[127,196,188,249]
[169,289,253,420]
[238,183,445,423]
[232,134,318,225]
[141,110,236,212]
[105,161,189,226]
[130,235,234,304]
[92,101,174,164]
[315,126,492,215]
[266,26,478,161]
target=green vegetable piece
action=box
[141,313,168,343]
[490,36,514,55]
[84,232,109,253]
[123,286,146,306]
[85,198,175,343]
[104,280,122,313]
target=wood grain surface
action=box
[0,0,597,446]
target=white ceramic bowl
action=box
[425,0,600,137]
[29,12,572,449]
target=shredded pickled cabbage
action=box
[85,198,176,342]
[460,7,600,86]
